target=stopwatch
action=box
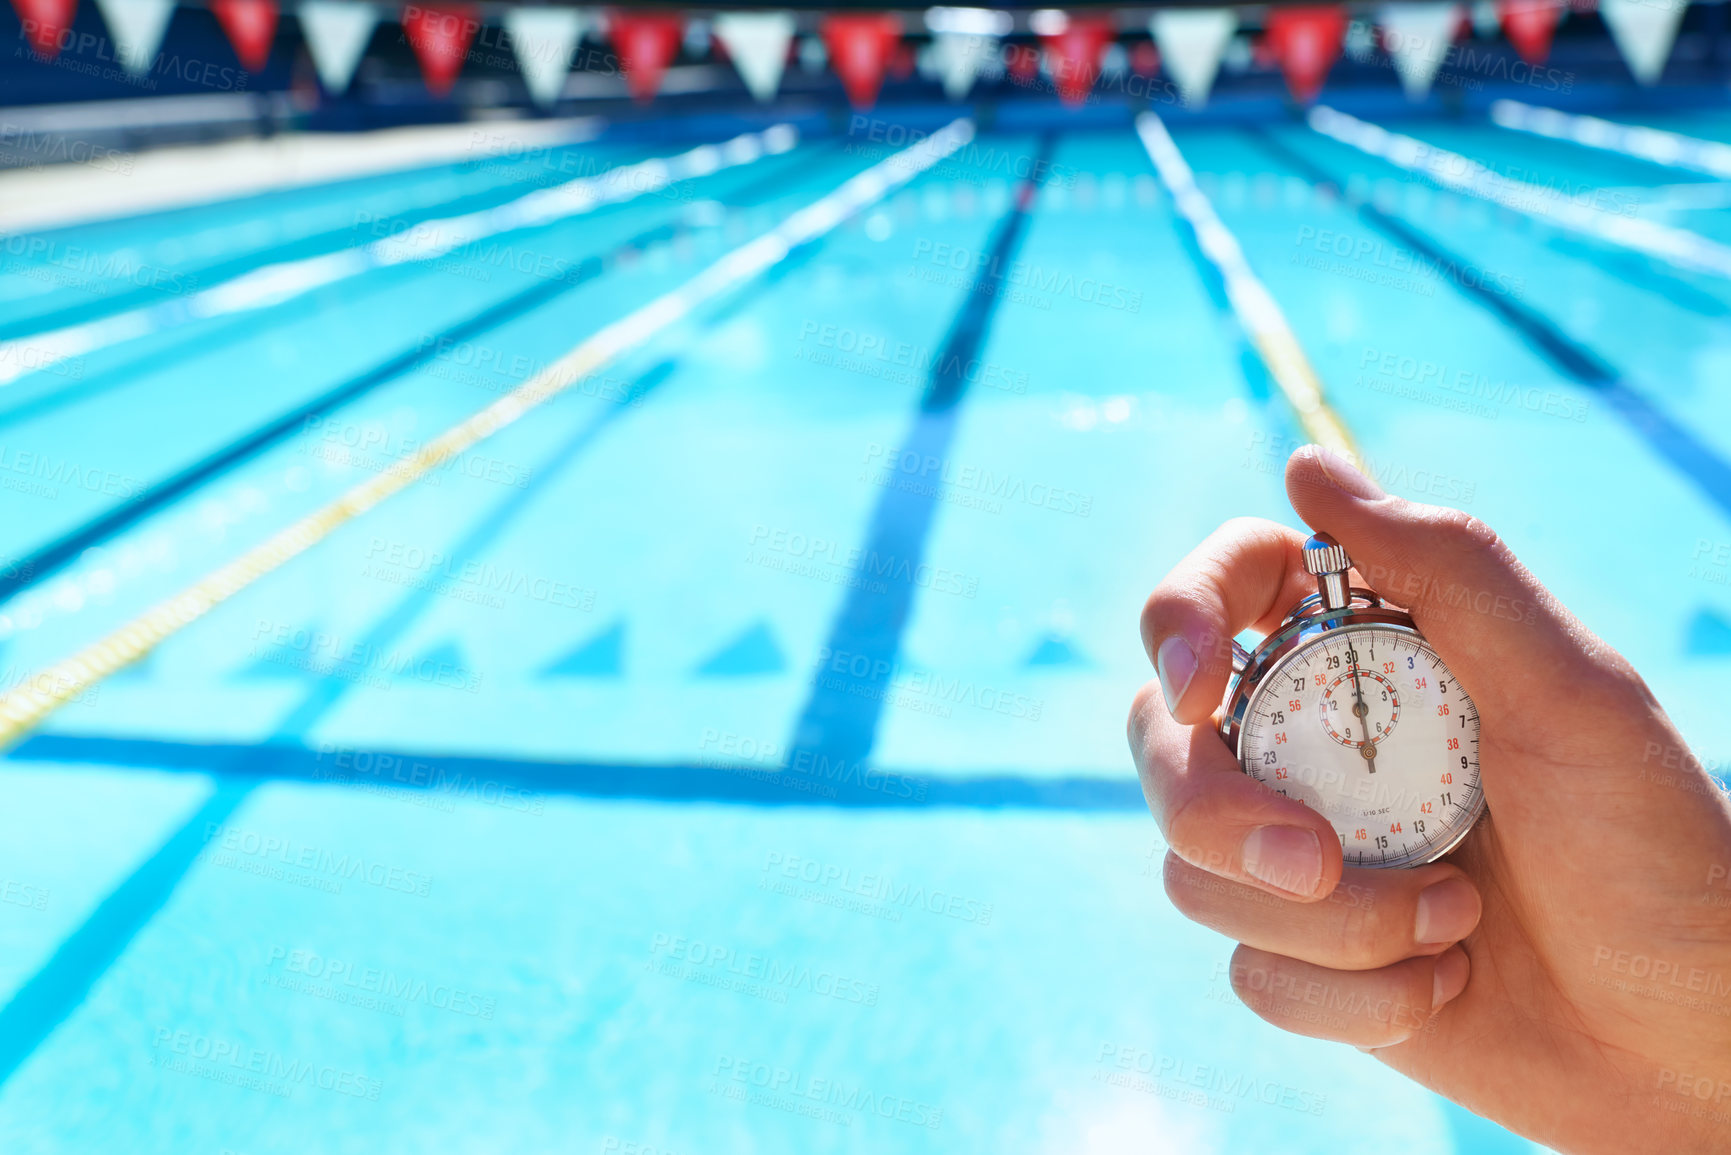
[1219,533,1485,868]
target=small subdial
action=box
[1319,668,1400,755]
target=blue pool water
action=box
[0,106,1727,1153]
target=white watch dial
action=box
[1238,624,1483,868]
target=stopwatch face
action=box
[1237,623,1483,868]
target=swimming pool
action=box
[0,100,1726,1153]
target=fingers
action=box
[1129,679,1342,901]
[1164,854,1482,970]
[1227,943,1471,1049]
[1138,517,1319,726]
[1283,445,1616,724]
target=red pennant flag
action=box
[609,11,683,102]
[1499,0,1562,64]
[1005,41,1039,86]
[212,0,278,72]
[1039,15,1113,106]
[1265,5,1347,103]
[402,3,477,96]
[1130,39,1161,78]
[11,0,75,59]
[820,13,900,109]
[888,38,914,80]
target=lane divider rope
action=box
[1490,99,1731,181]
[1310,104,1731,282]
[0,126,800,386]
[0,119,977,751]
[1136,111,1359,457]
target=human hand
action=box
[1127,445,1731,1154]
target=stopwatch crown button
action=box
[1302,533,1352,578]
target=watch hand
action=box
[1348,660,1377,773]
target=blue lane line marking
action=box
[1249,127,1731,522]
[0,776,253,1086]
[0,159,839,1092]
[0,365,672,1095]
[785,136,1054,774]
[9,734,1146,811]
[0,152,815,608]
[0,237,652,605]
[271,356,679,740]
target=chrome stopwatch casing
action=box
[1219,535,1486,869]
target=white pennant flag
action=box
[713,12,796,103]
[298,2,380,94]
[1470,0,1501,38]
[924,7,1010,100]
[505,7,585,107]
[95,0,175,75]
[1378,3,1461,99]
[1150,9,1237,107]
[930,32,996,99]
[1600,0,1688,85]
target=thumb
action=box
[1285,447,1730,880]
[1283,445,1611,731]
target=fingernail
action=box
[1312,446,1385,501]
[1432,949,1470,1010]
[1414,878,1480,945]
[1156,635,1197,715]
[1241,826,1322,896]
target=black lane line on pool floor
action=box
[1249,126,1731,521]
[13,734,1149,811]
[0,357,685,1090]
[784,135,1054,777]
[0,199,842,1093]
[0,149,826,607]
[0,775,254,1087]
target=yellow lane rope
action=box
[0,119,979,750]
[1135,112,1359,458]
